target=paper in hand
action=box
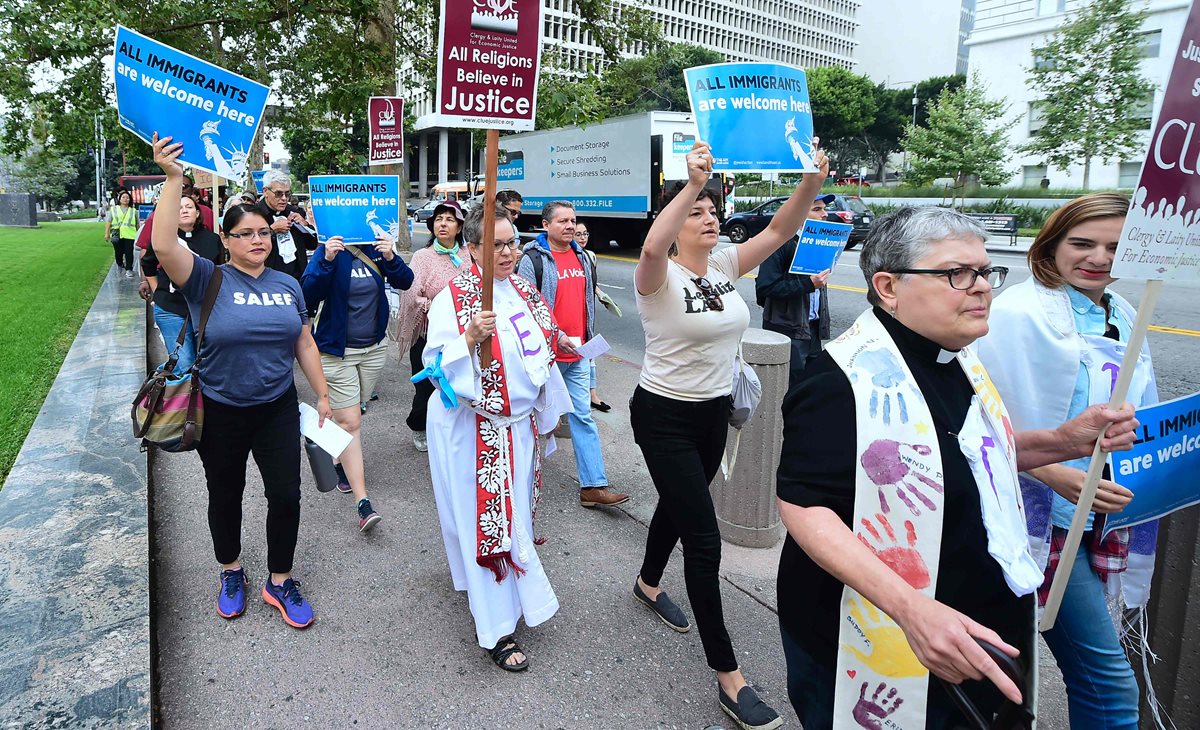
[299,402,353,458]
[574,335,611,360]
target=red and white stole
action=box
[447,265,559,583]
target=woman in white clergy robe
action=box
[419,204,572,672]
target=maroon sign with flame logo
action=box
[434,0,542,131]
[1113,0,1200,281]
[368,96,405,165]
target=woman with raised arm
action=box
[629,140,827,730]
[150,133,332,630]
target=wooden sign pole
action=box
[479,129,500,368]
[1040,279,1164,630]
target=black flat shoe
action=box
[719,685,783,730]
[633,580,691,632]
[590,400,611,412]
[488,636,529,672]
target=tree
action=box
[537,64,608,129]
[1022,0,1154,189]
[12,145,73,208]
[835,75,966,180]
[805,67,878,176]
[600,43,725,116]
[902,73,1016,201]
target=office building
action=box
[966,0,1188,189]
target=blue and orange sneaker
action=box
[358,498,382,532]
[262,578,314,629]
[217,568,248,619]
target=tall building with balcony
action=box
[405,0,861,196]
[966,0,1188,189]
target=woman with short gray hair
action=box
[774,207,1142,728]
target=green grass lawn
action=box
[0,222,112,482]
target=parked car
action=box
[836,176,870,187]
[413,200,441,223]
[721,197,787,244]
[824,194,874,249]
[719,194,874,248]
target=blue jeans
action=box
[557,359,607,488]
[1042,544,1140,729]
[154,307,196,376]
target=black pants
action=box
[406,337,433,432]
[113,237,134,271]
[631,385,737,672]
[196,385,302,573]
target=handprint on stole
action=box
[852,681,905,730]
[858,513,930,589]
[844,597,925,679]
[861,439,944,516]
[853,349,917,425]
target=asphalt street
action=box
[586,239,1200,402]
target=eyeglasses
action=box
[891,266,1009,290]
[691,277,725,311]
[267,189,293,199]
[227,229,273,241]
[576,232,590,238]
[492,238,520,251]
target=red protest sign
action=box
[434,0,542,131]
[1112,0,1200,281]
[368,96,404,166]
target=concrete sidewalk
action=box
[151,337,795,729]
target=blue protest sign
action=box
[684,62,816,173]
[788,219,852,276]
[113,26,270,181]
[308,175,401,245]
[1103,391,1200,538]
[251,170,267,194]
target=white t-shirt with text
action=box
[636,247,750,402]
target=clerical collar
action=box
[873,307,961,365]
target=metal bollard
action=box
[709,327,791,548]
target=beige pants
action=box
[321,340,389,410]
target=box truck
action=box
[496,111,728,248]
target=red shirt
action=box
[551,249,586,362]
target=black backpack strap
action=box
[532,251,544,291]
[193,266,223,364]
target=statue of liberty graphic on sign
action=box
[366,209,400,241]
[471,0,518,33]
[199,120,248,180]
[784,118,817,171]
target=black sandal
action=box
[487,636,529,672]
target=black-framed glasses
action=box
[891,266,1009,290]
[691,277,725,311]
[227,229,273,241]
[493,238,520,251]
[576,231,590,238]
[267,188,293,199]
